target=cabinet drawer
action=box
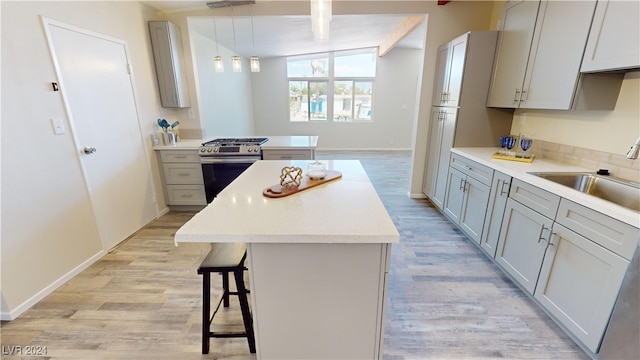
[450,154,493,186]
[556,199,639,260]
[160,150,200,162]
[162,163,203,184]
[509,179,560,219]
[262,149,313,160]
[166,185,206,205]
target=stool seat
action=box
[198,243,256,354]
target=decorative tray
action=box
[491,152,535,163]
[263,170,342,198]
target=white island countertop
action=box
[174,159,399,244]
[453,148,640,228]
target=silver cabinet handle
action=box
[500,180,510,196]
[538,225,548,243]
[548,232,557,246]
[83,146,97,154]
[459,178,466,191]
[513,89,521,103]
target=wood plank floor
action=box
[1,151,589,359]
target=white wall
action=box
[189,24,254,138]
[251,47,422,149]
[0,1,170,319]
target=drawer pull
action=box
[177,173,190,176]
[175,155,187,158]
[464,165,472,171]
[500,180,510,196]
[181,194,193,198]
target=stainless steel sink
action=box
[529,172,640,211]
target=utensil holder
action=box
[162,132,176,146]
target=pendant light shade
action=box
[311,0,332,42]
[250,56,260,72]
[232,55,242,72]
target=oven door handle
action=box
[200,157,260,164]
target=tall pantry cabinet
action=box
[423,31,512,209]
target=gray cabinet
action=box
[534,199,633,353]
[581,0,640,72]
[423,31,512,208]
[157,150,206,206]
[148,21,190,108]
[480,171,511,257]
[488,0,611,110]
[261,149,315,160]
[443,155,493,244]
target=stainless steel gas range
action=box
[199,137,269,203]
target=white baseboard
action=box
[0,250,105,321]
[157,206,170,217]
[317,148,412,151]
[408,192,427,199]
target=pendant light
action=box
[310,0,331,42]
[230,5,242,72]
[249,4,260,72]
[213,16,224,72]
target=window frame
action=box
[287,49,376,123]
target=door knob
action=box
[83,146,97,154]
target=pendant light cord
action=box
[231,5,237,52]
[250,4,256,53]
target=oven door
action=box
[201,157,259,203]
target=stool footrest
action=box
[209,332,248,338]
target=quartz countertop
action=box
[153,136,318,151]
[174,160,399,244]
[453,148,640,228]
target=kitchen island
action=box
[175,160,399,359]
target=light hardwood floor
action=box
[1,151,589,359]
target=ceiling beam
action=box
[377,16,424,57]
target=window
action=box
[288,49,376,122]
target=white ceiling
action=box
[142,1,426,58]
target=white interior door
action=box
[46,20,157,251]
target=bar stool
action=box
[197,243,256,354]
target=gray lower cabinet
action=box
[495,179,635,354]
[262,149,314,160]
[158,150,206,206]
[443,155,493,244]
[496,198,554,294]
[480,171,511,257]
[535,222,628,353]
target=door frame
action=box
[41,17,159,249]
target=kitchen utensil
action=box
[171,121,179,129]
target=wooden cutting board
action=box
[263,170,342,198]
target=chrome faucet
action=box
[626,135,640,159]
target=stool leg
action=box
[234,268,256,353]
[222,271,230,307]
[202,272,211,354]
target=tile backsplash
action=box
[529,139,640,182]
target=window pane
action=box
[334,50,376,77]
[334,81,353,122]
[354,82,373,121]
[309,81,327,121]
[287,56,329,77]
[289,81,308,122]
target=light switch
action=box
[50,118,66,135]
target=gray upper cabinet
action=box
[487,0,620,111]
[148,21,190,108]
[581,0,640,72]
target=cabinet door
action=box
[521,1,596,110]
[431,43,451,106]
[496,199,552,294]
[481,172,511,257]
[459,176,490,244]
[443,167,465,224]
[487,0,540,108]
[581,0,640,72]
[431,108,457,209]
[441,33,469,107]
[534,223,629,353]
[424,108,445,200]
